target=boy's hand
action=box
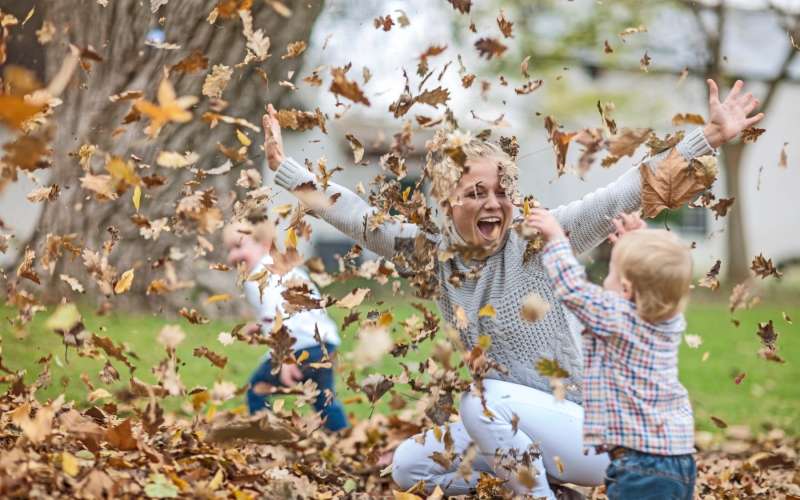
[279,363,303,387]
[525,208,566,242]
[263,103,285,171]
[608,212,646,244]
[703,79,764,149]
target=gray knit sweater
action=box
[275,127,713,404]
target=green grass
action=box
[1,293,798,435]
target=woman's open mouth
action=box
[476,216,502,240]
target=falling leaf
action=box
[134,77,198,138]
[535,358,569,378]
[282,40,307,59]
[60,274,86,293]
[698,260,721,290]
[544,116,577,176]
[352,325,393,368]
[478,303,496,318]
[330,66,370,106]
[374,15,394,32]
[684,334,703,348]
[474,38,507,60]
[45,303,82,333]
[336,288,371,309]
[710,416,728,429]
[193,346,228,369]
[157,150,199,168]
[157,325,186,349]
[61,451,80,477]
[619,25,647,39]
[275,108,327,132]
[710,197,735,219]
[114,268,135,294]
[640,51,651,72]
[132,185,142,211]
[672,113,706,126]
[778,142,788,168]
[520,293,550,322]
[497,10,513,38]
[640,149,717,218]
[741,127,765,143]
[202,64,233,99]
[206,293,231,304]
[750,253,782,279]
[345,134,364,163]
[447,0,471,14]
[171,50,208,74]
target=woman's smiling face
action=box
[448,155,514,254]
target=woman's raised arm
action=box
[263,105,419,259]
[551,79,763,256]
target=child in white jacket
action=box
[223,220,348,431]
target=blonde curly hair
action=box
[426,130,520,207]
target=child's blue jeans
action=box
[246,343,349,432]
[605,448,695,500]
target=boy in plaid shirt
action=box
[527,210,696,500]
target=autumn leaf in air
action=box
[134,77,198,138]
[544,116,577,177]
[639,149,717,218]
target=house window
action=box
[649,206,708,235]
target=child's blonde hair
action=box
[613,229,693,323]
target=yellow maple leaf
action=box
[134,77,198,138]
[478,303,496,318]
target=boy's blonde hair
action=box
[613,229,693,323]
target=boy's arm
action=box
[540,238,628,337]
[551,127,713,256]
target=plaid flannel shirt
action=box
[541,238,695,456]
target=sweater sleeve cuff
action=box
[275,157,317,191]
[676,127,715,160]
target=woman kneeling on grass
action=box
[262,80,762,498]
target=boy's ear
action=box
[620,277,635,301]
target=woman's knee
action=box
[391,437,427,490]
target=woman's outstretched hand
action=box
[263,103,285,171]
[702,79,765,149]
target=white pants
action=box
[391,379,609,498]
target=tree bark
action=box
[18,1,324,311]
[721,141,749,283]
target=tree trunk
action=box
[721,141,749,283]
[14,1,324,312]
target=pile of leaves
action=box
[0,0,795,498]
